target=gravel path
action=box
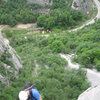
[60,53,100,100]
[69,0,100,32]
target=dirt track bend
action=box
[60,53,100,100]
[69,0,100,32]
[60,1,100,99]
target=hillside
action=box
[0,18,100,99]
[0,0,100,100]
[0,26,22,90]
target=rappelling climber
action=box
[19,82,42,100]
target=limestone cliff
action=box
[0,28,22,88]
[78,85,100,100]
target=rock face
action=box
[27,0,53,6]
[78,85,100,100]
[72,0,94,14]
[0,27,22,86]
[3,0,94,14]
[28,0,95,14]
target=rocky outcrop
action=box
[27,0,95,15]
[3,0,95,14]
[27,0,52,6]
[72,0,95,14]
[78,85,100,100]
[0,27,22,86]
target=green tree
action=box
[51,0,67,9]
[51,40,65,53]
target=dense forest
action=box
[0,0,42,26]
[1,19,100,100]
[37,0,84,29]
[0,28,89,100]
[0,0,87,28]
[0,0,100,100]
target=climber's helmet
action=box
[19,91,28,100]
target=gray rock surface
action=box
[72,0,94,14]
[27,0,52,6]
[0,26,22,86]
[78,85,100,100]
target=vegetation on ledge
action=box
[0,0,42,26]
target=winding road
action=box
[58,1,100,96]
[69,0,100,32]
[61,0,100,99]
[61,0,100,94]
[60,53,100,100]
[75,0,100,99]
